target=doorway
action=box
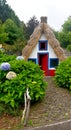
[38,53,49,76]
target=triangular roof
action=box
[22,17,67,61]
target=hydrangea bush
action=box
[0,52,47,115]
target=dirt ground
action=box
[0,77,71,130]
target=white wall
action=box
[29,34,57,59]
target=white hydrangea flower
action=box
[16,56,24,60]
[6,71,17,80]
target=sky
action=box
[7,0,71,31]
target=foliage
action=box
[0,0,20,27]
[0,19,26,54]
[0,0,27,54]
[0,51,16,63]
[62,16,71,32]
[57,31,71,48]
[67,45,71,52]
[25,16,39,39]
[0,1,39,54]
[0,20,8,43]
[0,53,47,115]
[55,57,71,90]
[2,39,27,55]
[0,19,27,54]
[3,19,20,44]
[54,16,71,48]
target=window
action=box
[50,58,59,68]
[28,58,36,64]
[39,40,48,50]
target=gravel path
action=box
[26,77,71,128]
[1,77,71,130]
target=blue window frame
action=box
[50,58,59,68]
[28,58,36,64]
[39,40,48,51]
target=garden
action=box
[0,50,71,129]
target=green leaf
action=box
[10,99,15,108]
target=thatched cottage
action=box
[22,17,67,76]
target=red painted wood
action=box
[42,54,48,75]
[49,70,55,76]
[38,54,56,76]
[38,54,48,76]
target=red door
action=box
[38,54,48,76]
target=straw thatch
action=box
[22,17,67,61]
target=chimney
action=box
[41,16,47,23]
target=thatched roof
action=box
[22,17,67,61]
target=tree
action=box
[56,16,71,48]
[0,0,28,54]
[25,16,39,39]
[0,0,7,5]
[3,19,19,44]
[62,16,71,32]
[0,20,8,44]
[1,19,27,54]
[58,31,71,48]
[0,0,20,27]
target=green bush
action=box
[0,53,47,115]
[0,51,16,63]
[55,57,71,90]
[67,45,71,52]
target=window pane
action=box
[39,40,48,50]
[28,59,36,64]
[50,59,59,68]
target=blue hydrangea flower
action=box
[16,56,24,60]
[0,62,10,71]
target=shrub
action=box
[0,51,16,63]
[55,57,71,90]
[0,54,47,115]
[67,45,71,52]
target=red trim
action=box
[49,70,55,76]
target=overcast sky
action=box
[7,0,71,31]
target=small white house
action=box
[22,17,66,76]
